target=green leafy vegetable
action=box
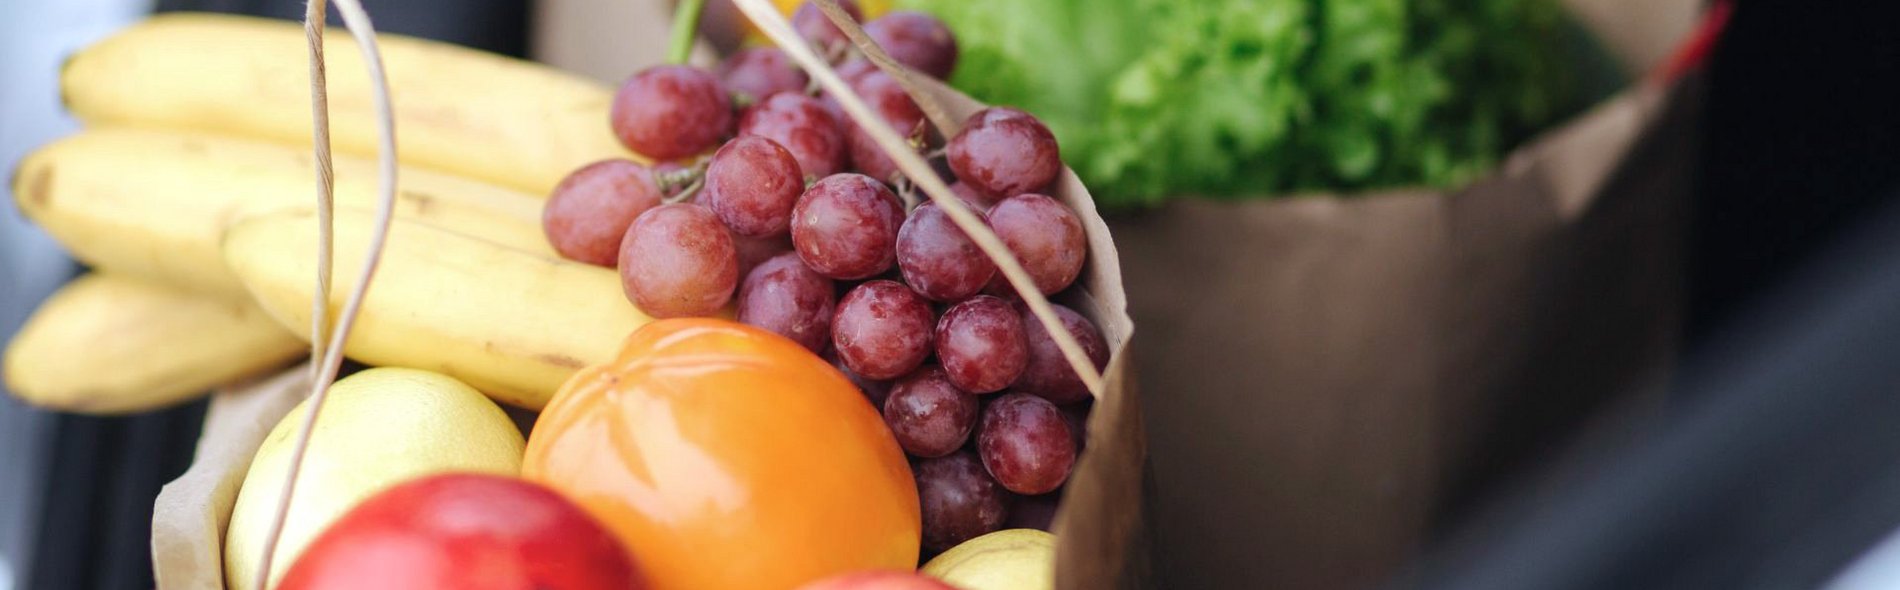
[899,0,1580,206]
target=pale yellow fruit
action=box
[221,208,652,409]
[224,367,524,590]
[11,128,554,298]
[1,274,303,414]
[921,529,1058,590]
[62,12,634,194]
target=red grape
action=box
[703,135,803,238]
[791,0,863,59]
[896,203,995,302]
[825,346,892,408]
[914,451,1010,553]
[736,252,835,353]
[718,47,807,103]
[542,160,662,267]
[740,92,847,178]
[976,392,1075,495]
[791,173,904,280]
[831,280,933,379]
[610,65,734,160]
[834,58,879,85]
[947,107,1062,198]
[1014,303,1109,404]
[934,296,1027,393]
[882,367,979,458]
[864,11,958,79]
[949,181,997,212]
[987,193,1086,295]
[844,70,927,185]
[617,203,738,318]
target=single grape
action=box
[791,0,864,59]
[976,392,1075,495]
[718,47,808,104]
[844,70,927,185]
[791,173,905,280]
[740,92,846,179]
[864,11,959,79]
[987,193,1086,295]
[825,346,892,408]
[895,204,994,302]
[617,203,738,318]
[542,160,662,267]
[1003,490,1060,533]
[736,252,835,353]
[611,65,734,160]
[914,451,1010,553]
[947,107,1062,198]
[934,296,1027,393]
[1014,303,1109,404]
[882,367,979,458]
[831,280,933,380]
[703,135,804,238]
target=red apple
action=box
[277,473,644,590]
[796,570,959,590]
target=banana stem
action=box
[667,0,707,66]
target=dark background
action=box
[22,0,1900,587]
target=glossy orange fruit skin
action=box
[523,318,920,590]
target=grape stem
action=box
[736,0,1107,399]
[667,0,708,66]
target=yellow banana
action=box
[222,208,652,409]
[12,128,554,298]
[61,12,635,195]
[2,274,305,415]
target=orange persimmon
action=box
[523,318,920,590]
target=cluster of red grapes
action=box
[540,0,1108,555]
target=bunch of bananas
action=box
[4,13,654,413]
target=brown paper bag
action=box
[148,23,1146,590]
[1109,0,1705,585]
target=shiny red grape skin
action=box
[844,70,928,185]
[617,203,739,318]
[733,232,793,279]
[791,0,863,59]
[947,107,1062,198]
[740,92,847,179]
[914,451,1010,554]
[949,181,997,213]
[542,160,663,267]
[935,296,1028,393]
[977,392,1076,495]
[896,204,995,302]
[718,47,808,104]
[791,173,905,280]
[988,193,1087,295]
[831,280,934,380]
[610,65,734,160]
[1015,303,1109,404]
[736,252,836,353]
[882,367,979,458]
[864,11,959,79]
[703,135,804,238]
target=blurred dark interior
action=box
[17,0,1900,588]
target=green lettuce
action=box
[899,0,1578,206]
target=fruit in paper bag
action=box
[523,319,919,590]
[225,368,524,590]
[277,473,644,590]
[2,273,301,414]
[920,529,1057,590]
